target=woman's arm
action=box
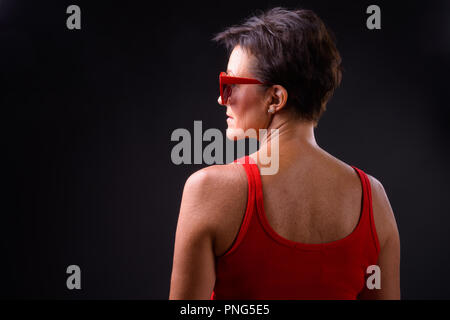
[358,175,401,299]
[169,169,218,300]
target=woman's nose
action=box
[218,95,224,106]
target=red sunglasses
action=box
[219,72,269,104]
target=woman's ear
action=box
[266,85,288,113]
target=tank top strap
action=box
[217,155,259,258]
[351,166,381,255]
[234,156,262,211]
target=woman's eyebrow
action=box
[226,70,235,76]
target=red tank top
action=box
[211,155,380,300]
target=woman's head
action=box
[217,46,287,140]
[213,7,343,136]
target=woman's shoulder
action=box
[182,162,249,215]
[184,162,248,193]
[182,162,250,256]
[183,162,249,218]
[364,173,399,252]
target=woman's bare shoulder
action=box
[184,162,248,199]
[366,174,400,250]
[181,162,249,251]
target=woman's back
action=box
[214,146,374,256]
[211,148,381,299]
[259,147,364,245]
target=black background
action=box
[1,0,449,299]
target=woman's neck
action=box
[259,111,319,151]
[253,111,321,174]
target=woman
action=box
[169,7,400,299]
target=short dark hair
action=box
[212,7,343,125]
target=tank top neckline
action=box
[235,155,370,251]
